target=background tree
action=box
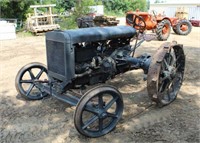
[0,0,36,21]
[103,0,147,15]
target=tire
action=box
[156,19,171,41]
[15,62,49,100]
[74,85,124,137]
[175,19,192,35]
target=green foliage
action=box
[0,0,148,31]
[0,0,36,21]
[58,0,97,30]
[103,0,147,13]
[58,15,77,30]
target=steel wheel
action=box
[74,85,124,137]
[147,42,185,107]
[15,62,49,100]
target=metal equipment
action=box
[126,10,192,40]
[15,14,185,137]
[77,15,119,28]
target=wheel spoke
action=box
[105,96,118,111]
[158,81,165,92]
[99,118,103,132]
[106,112,118,118]
[38,86,45,97]
[26,84,35,96]
[20,80,33,83]
[167,51,171,64]
[35,68,44,79]
[82,115,98,130]
[85,104,99,115]
[163,59,169,70]
[28,69,35,79]
[167,88,171,101]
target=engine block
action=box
[46,26,136,86]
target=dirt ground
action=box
[0,25,200,143]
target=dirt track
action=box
[0,26,200,143]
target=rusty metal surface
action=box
[147,41,185,106]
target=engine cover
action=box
[46,26,136,82]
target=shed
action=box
[0,21,16,40]
[150,2,200,20]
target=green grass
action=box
[16,31,34,38]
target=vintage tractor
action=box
[126,10,192,40]
[15,14,185,137]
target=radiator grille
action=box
[46,40,65,76]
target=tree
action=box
[0,0,37,21]
[103,0,147,13]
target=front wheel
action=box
[74,85,124,137]
[15,62,49,100]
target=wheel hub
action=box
[170,67,176,78]
[163,66,176,80]
[162,24,170,34]
[180,25,188,31]
[99,112,107,119]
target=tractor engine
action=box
[45,26,150,89]
[74,42,132,85]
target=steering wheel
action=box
[126,14,146,32]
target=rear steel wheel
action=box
[74,85,124,137]
[15,62,49,100]
[147,42,185,107]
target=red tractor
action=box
[126,10,192,41]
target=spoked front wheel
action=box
[15,62,49,100]
[74,85,124,137]
[147,42,185,107]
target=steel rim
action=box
[75,86,123,137]
[18,65,48,99]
